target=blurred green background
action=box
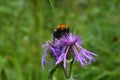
[0,0,120,80]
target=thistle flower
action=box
[41,24,97,80]
[42,33,97,69]
[55,33,97,69]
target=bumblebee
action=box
[53,24,70,39]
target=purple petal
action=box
[42,55,45,69]
[81,49,94,60]
[63,46,69,69]
[76,43,97,58]
[41,48,47,69]
[72,46,85,66]
[50,46,58,58]
[76,36,83,44]
[56,53,65,64]
[85,50,97,56]
[63,55,67,69]
[56,46,67,64]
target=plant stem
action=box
[62,59,74,79]
[48,64,59,80]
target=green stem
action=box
[62,59,74,79]
[48,64,60,80]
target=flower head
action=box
[55,33,97,69]
[42,33,97,69]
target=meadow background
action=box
[0,0,120,80]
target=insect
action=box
[53,24,70,40]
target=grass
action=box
[0,0,120,80]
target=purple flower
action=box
[55,33,97,69]
[41,33,97,69]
